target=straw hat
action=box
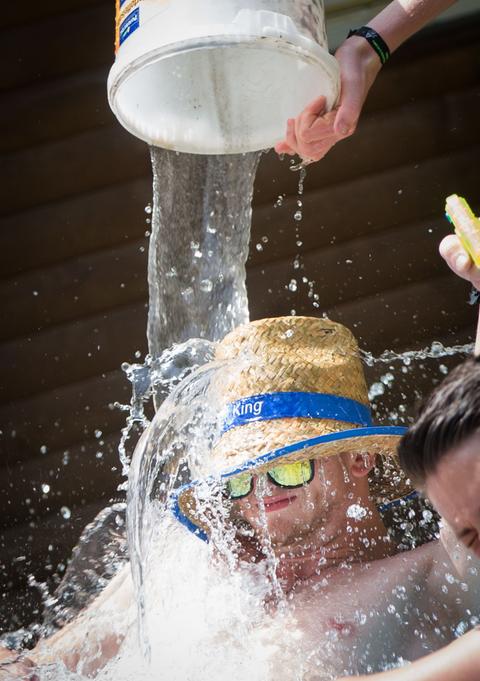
[171,316,413,540]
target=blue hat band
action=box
[223,392,373,433]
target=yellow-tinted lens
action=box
[226,472,253,499]
[268,460,314,488]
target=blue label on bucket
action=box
[119,0,129,6]
[119,7,140,46]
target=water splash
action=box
[115,339,215,480]
[15,344,479,679]
[361,341,474,367]
[126,358,223,660]
[99,518,301,681]
[362,340,474,426]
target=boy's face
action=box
[232,454,365,548]
[425,432,480,558]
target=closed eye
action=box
[457,528,478,549]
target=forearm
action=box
[409,628,480,681]
[276,0,457,159]
[32,565,134,675]
[345,628,480,681]
[368,0,457,53]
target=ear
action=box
[350,452,376,478]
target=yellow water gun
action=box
[445,194,480,268]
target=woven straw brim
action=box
[210,416,366,473]
[173,421,411,541]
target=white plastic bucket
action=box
[108,0,339,154]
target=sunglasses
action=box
[225,460,315,500]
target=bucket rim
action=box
[108,33,338,103]
[107,35,339,153]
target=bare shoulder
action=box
[370,540,439,581]
[297,541,439,608]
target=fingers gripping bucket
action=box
[108,0,339,154]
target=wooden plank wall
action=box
[1,2,479,630]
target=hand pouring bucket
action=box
[108,0,339,154]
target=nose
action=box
[253,473,275,498]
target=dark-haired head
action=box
[398,355,480,556]
[398,355,480,487]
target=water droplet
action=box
[255,243,263,252]
[40,445,47,455]
[392,585,407,600]
[60,506,71,520]
[346,504,367,520]
[430,341,445,357]
[455,620,469,637]
[380,372,394,386]
[41,483,50,494]
[469,288,480,306]
[144,204,152,214]
[288,279,298,292]
[368,382,385,399]
[200,279,213,293]
[293,211,303,222]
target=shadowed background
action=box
[1,0,479,631]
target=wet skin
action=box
[233,453,392,561]
[425,432,480,558]
[231,453,480,675]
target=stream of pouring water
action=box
[116,149,261,477]
[147,149,261,357]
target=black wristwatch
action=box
[347,26,390,65]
